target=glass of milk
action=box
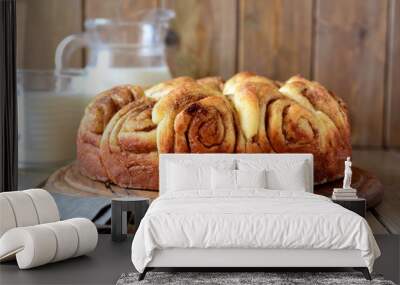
[55,9,175,95]
[17,70,91,169]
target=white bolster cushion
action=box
[1,191,40,228]
[64,218,98,257]
[0,196,17,237]
[24,189,60,224]
[0,218,98,269]
[0,189,60,238]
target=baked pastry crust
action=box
[145,76,195,101]
[196,76,225,92]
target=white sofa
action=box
[0,189,98,269]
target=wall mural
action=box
[15,3,396,236]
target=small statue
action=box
[342,157,352,189]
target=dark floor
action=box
[0,235,134,285]
[0,234,399,285]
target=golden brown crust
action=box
[196,76,225,92]
[76,85,144,181]
[223,71,276,95]
[99,97,159,190]
[144,76,195,101]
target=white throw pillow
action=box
[167,163,210,191]
[211,169,267,190]
[167,159,236,192]
[238,159,309,191]
[211,168,236,190]
[265,162,307,191]
[236,169,267,189]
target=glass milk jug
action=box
[55,9,175,95]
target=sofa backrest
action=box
[0,189,60,237]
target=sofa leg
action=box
[138,268,148,281]
[354,267,371,280]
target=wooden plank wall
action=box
[387,0,400,148]
[239,0,313,81]
[16,0,83,69]
[313,0,388,147]
[16,0,400,148]
[161,0,237,79]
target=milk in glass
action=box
[17,71,90,168]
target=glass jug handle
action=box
[55,33,87,72]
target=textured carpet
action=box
[116,271,395,285]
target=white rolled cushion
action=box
[236,169,266,188]
[64,218,98,257]
[24,189,60,223]
[0,189,60,238]
[0,226,57,269]
[0,196,17,237]
[42,221,79,262]
[1,191,39,227]
[0,218,97,269]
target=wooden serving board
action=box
[43,162,159,200]
[44,163,384,208]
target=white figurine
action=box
[342,157,352,189]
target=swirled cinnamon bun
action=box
[174,95,236,153]
[277,76,352,183]
[99,97,158,190]
[77,85,144,182]
[152,82,218,153]
[224,73,281,152]
[279,75,351,147]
